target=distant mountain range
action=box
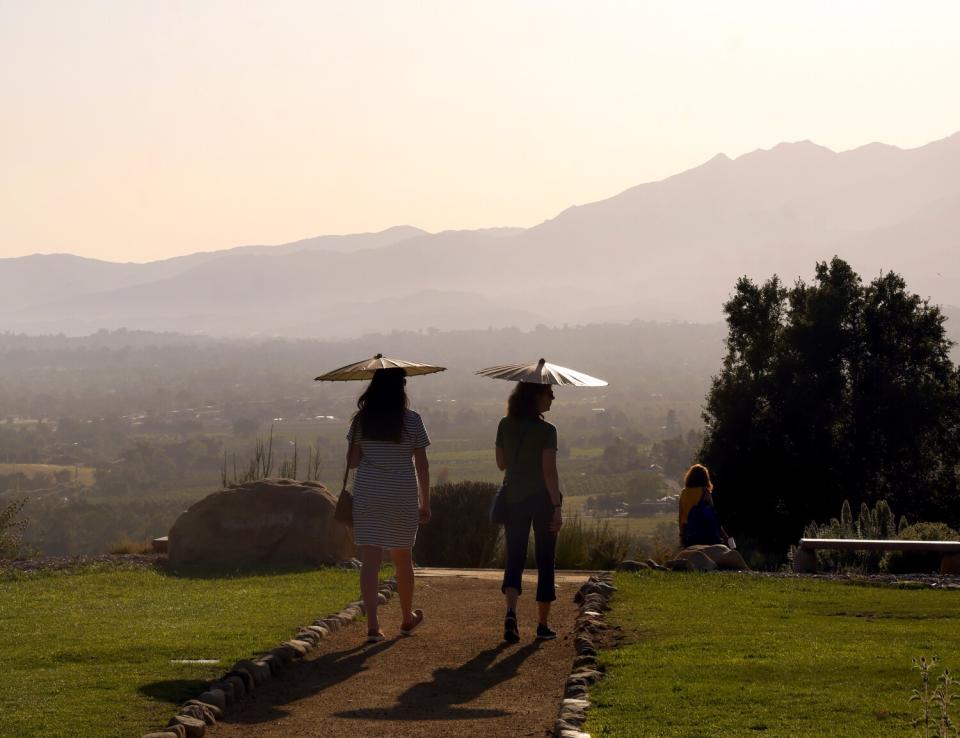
[3,131,959,337]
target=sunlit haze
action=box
[2,0,959,262]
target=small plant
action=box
[911,655,959,738]
[306,444,322,482]
[278,440,299,479]
[221,426,277,486]
[650,521,680,563]
[222,430,324,486]
[0,498,29,558]
[803,498,902,573]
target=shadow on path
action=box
[334,640,543,721]
[226,638,399,724]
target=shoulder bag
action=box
[334,421,358,525]
[334,463,353,526]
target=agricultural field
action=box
[0,463,96,487]
[0,563,365,738]
[586,572,960,737]
[565,506,675,539]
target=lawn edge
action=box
[139,574,398,738]
[552,572,616,738]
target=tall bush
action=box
[414,481,501,567]
[883,522,960,574]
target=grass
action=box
[585,572,960,737]
[0,562,364,738]
[0,463,96,486]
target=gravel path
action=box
[211,571,589,738]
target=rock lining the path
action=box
[140,576,398,738]
[553,572,616,738]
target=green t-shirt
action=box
[495,416,558,501]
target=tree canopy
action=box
[701,257,960,555]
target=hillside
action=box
[3,132,959,336]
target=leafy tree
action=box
[701,258,960,555]
[599,437,646,473]
[652,429,704,482]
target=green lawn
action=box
[0,563,362,738]
[586,572,960,737]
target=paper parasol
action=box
[474,358,607,387]
[315,354,446,381]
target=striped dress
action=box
[347,409,430,548]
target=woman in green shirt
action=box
[495,381,564,642]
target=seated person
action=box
[678,463,731,548]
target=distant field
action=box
[569,446,604,459]
[0,563,363,738]
[0,463,95,486]
[566,509,675,538]
[429,448,495,463]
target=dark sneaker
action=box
[504,612,520,643]
[536,623,557,641]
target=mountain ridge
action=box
[3,129,959,336]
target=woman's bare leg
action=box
[391,547,416,627]
[505,587,520,614]
[537,600,551,626]
[360,545,383,634]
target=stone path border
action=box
[140,577,398,738]
[553,572,616,738]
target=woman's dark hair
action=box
[352,368,408,442]
[684,463,713,490]
[507,382,550,420]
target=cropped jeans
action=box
[501,491,557,602]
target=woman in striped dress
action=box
[347,367,431,642]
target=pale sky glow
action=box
[2,1,959,262]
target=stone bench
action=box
[793,538,960,574]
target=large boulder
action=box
[677,544,750,571]
[168,479,352,567]
[674,548,718,571]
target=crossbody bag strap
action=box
[343,418,359,492]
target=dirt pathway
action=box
[212,570,589,738]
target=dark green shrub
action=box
[414,481,501,567]
[882,522,960,574]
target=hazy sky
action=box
[2,1,959,263]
